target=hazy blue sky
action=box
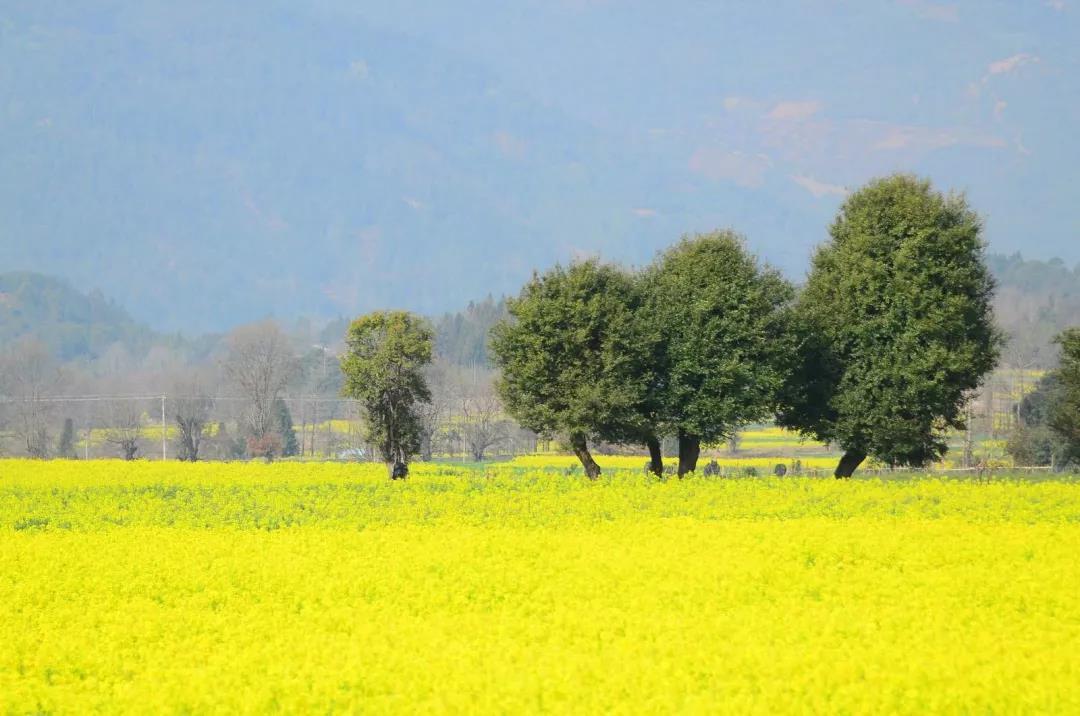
[353,0,1078,257]
[2,1,1077,329]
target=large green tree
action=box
[643,232,794,476]
[623,269,668,477]
[1048,328,1080,464]
[490,260,644,479]
[341,311,434,479]
[778,175,1001,477]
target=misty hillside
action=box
[0,2,709,331]
[7,3,1076,332]
[0,272,155,361]
[990,254,1080,361]
[2,254,1077,368]
[0,271,511,368]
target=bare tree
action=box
[172,377,215,462]
[222,321,297,442]
[0,339,60,458]
[103,400,144,460]
[459,377,508,462]
[726,429,742,455]
[416,361,452,461]
[1004,333,1042,427]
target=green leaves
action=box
[779,174,1002,472]
[1048,329,1080,464]
[491,260,642,445]
[341,311,434,472]
[494,176,1003,479]
[492,235,794,477]
[643,232,795,444]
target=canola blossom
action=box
[2,459,1079,713]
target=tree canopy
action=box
[1048,328,1080,465]
[643,232,794,475]
[340,311,433,478]
[490,260,643,479]
[778,174,1001,477]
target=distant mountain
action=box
[5,253,1078,368]
[0,2,845,332]
[3,3,1078,333]
[0,272,155,361]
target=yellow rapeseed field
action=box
[2,459,1079,713]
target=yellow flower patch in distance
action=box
[506,454,840,470]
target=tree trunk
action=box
[834,449,867,479]
[570,434,601,480]
[387,434,409,479]
[645,434,664,477]
[677,432,701,477]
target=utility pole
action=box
[161,394,167,461]
[963,400,974,469]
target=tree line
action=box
[343,175,1015,479]
[5,174,1076,475]
[1006,329,1080,468]
[0,316,528,464]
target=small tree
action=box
[213,421,247,461]
[642,233,794,476]
[247,432,283,462]
[1006,372,1068,467]
[1048,328,1080,465]
[341,311,434,478]
[491,260,644,479]
[104,400,143,460]
[57,418,78,459]
[223,321,297,444]
[778,175,1002,477]
[1020,373,1063,427]
[415,361,451,461]
[727,430,741,456]
[274,398,299,457]
[174,391,214,462]
[1006,426,1065,468]
[459,382,509,461]
[0,339,60,458]
[173,397,211,464]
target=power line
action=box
[0,394,361,405]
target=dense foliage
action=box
[1007,372,1070,467]
[433,296,509,367]
[643,233,793,475]
[490,261,643,479]
[778,175,1001,476]
[341,311,434,477]
[1,461,1079,712]
[1049,328,1080,463]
